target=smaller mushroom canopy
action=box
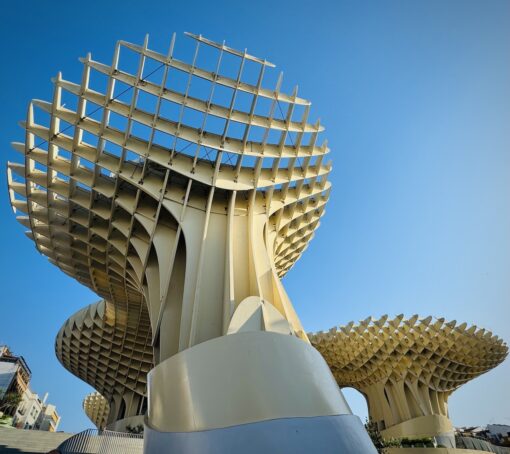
[83,391,109,430]
[309,315,508,393]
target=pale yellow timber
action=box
[8,32,334,429]
[309,315,508,441]
[83,392,109,430]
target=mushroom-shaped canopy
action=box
[309,315,508,392]
[56,300,153,403]
[83,391,109,430]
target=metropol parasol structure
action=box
[7,32,506,453]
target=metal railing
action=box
[456,435,510,454]
[97,430,143,454]
[57,428,143,454]
[57,429,100,453]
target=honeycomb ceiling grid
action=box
[8,33,331,294]
[55,301,152,402]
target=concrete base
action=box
[144,331,378,453]
[386,449,495,454]
[381,415,455,448]
[144,414,377,454]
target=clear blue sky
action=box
[1,0,509,433]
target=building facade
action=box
[0,346,31,417]
[36,403,61,432]
[12,388,43,429]
[1,347,60,431]
[12,390,61,432]
[0,345,31,424]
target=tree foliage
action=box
[0,392,22,415]
[364,418,402,453]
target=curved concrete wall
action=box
[147,331,351,433]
